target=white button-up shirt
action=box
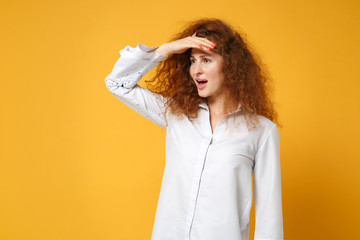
[105,44,284,240]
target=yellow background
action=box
[1,0,359,239]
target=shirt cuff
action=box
[122,44,168,62]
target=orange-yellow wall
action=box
[1,0,359,239]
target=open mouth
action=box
[196,79,208,89]
[196,80,208,84]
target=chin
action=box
[197,91,209,98]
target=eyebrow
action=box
[190,54,212,58]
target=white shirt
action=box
[105,44,284,240]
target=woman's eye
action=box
[190,59,196,64]
[204,58,211,63]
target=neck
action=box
[207,93,237,116]
[208,99,225,116]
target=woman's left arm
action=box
[253,124,284,240]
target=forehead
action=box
[190,48,220,58]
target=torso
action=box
[152,109,278,240]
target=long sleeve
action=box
[253,124,284,240]
[105,44,168,129]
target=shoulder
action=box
[250,115,278,149]
[256,115,277,131]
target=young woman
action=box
[105,18,284,240]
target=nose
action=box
[193,62,203,76]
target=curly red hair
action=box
[145,18,281,131]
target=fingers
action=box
[165,33,217,55]
[190,33,216,51]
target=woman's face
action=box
[189,48,227,101]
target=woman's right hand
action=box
[155,33,216,56]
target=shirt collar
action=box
[199,101,242,114]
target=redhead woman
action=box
[105,18,284,240]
